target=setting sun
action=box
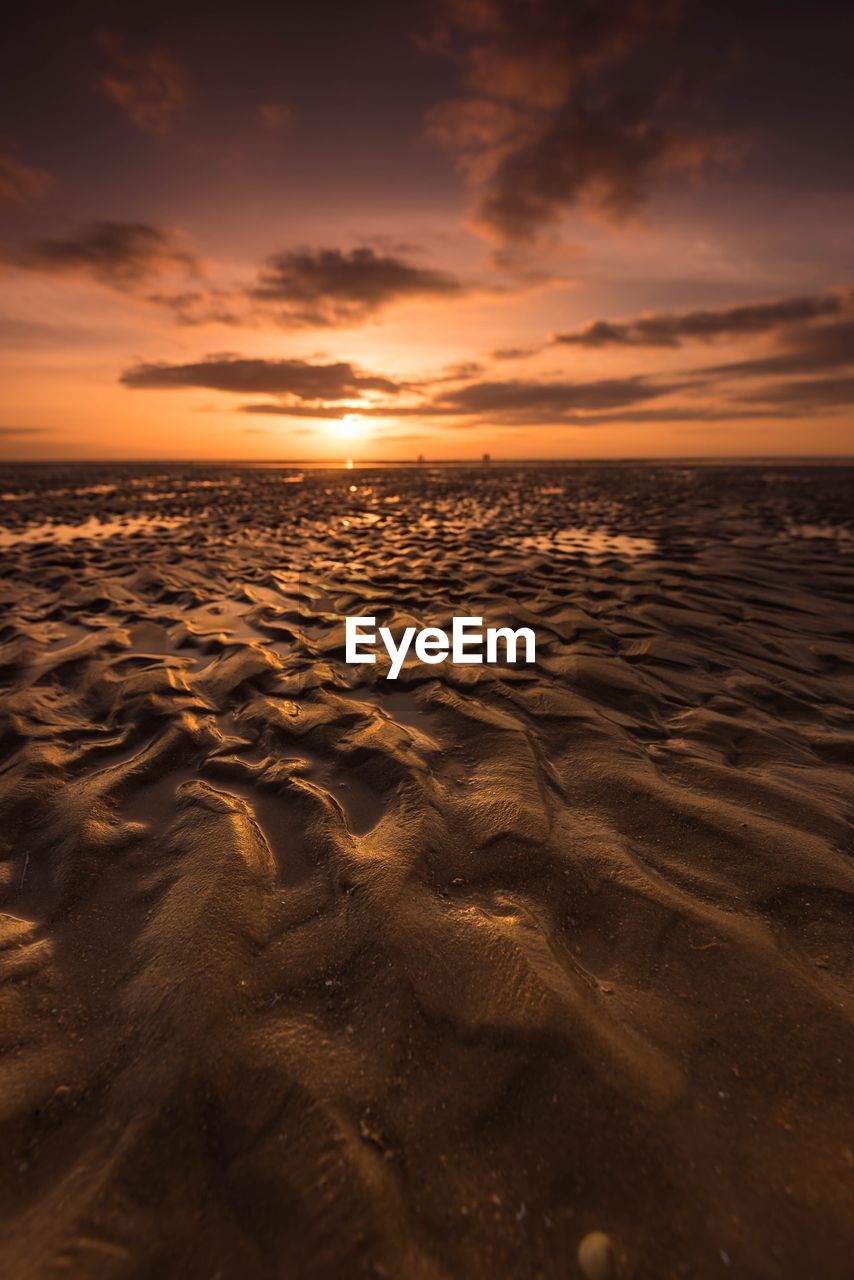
[336,413,367,441]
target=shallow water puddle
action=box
[519,526,657,558]
[0,515,186,547]
[783,523,854,542]
[72,484,118,496]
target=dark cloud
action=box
[702,318,854,380]
[2,228,465,329]
[3,222,200,290]
[120,356,403,401]
[0,152,52,205]
[239,397,766,429]
[97,31,187,135]
[426,0,738,240]
[236,373,680,423]
[475,99,732,241]
[439,404,788,428]
[139,244,468,330]
[251,246,464,326]
[428,359,485,384]
[429,374,680,420]
[544,290,854,422]
[492,345,539,360]
[554,290,850,348]
[737,374,854,410]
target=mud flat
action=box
[0,461,853,1278]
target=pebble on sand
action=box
[577,1231,616,1280]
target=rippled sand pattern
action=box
[0,463,853,1279]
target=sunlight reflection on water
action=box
[784,523,854,541]
[519,526,657,557]
[0,515,186,547]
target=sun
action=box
[336,413,367,440]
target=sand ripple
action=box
[0,462,853,1278]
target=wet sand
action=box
[0,461,852,1278]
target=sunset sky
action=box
[1,0,852,461]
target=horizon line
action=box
[2,454,854,467]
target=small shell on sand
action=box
[577,1231,616,1279]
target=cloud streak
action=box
[2,222,201,290]
[736,374,854,410]
[554,290,851,348]
[121,351,685,426]
[428,375,680,418]
[702,318,854,380]
[120,356,403,401]
[239,374,685,424]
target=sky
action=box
[1,0,853,461]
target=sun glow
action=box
[336,413,367,440]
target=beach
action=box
[0,460,852,1278]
